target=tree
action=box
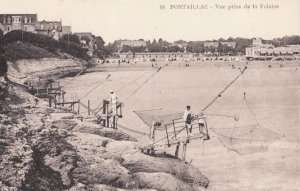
[80,36,91,46]
[152,39,157,45]
[218,44,235,55]
[234,37,252,54]
[3,30,90,60]
[0,29,3,46]
[94,36,105,49]
[60,34,80,44]
[158,38,163,45]
[186,41,205,53]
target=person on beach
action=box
[110,90,118,115]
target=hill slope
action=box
[5,42,56,61]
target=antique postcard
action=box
[0,0,299,190]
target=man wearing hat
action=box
[110,90,118,115]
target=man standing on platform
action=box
[110,90,117,116]
[183,105,194,135]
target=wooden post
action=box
[173,120,177,138]
[112,116,115,129]
[54,95,57,108]
[77,100,80,114]
[119,103,123,118]
[49,96,52,107]
[88,100,90,115]
[182,143,187,162]
[106,103,109,127]
[103,100,107,127]
[175,142,180,158]
[50,81,53,91]
[62,90,65,107]
[165,125,170,146]
[37,81,39,96]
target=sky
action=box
[0,0,299,43]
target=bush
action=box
[3,30,90,60]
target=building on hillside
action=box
[0,14,37,34]
[245,38,300,60]
[117,40,146,47]
[220,41,236,49]
[252,38,263,47]
[117,52,194,62]
[35,20,62,40]
[0,14,72,41]
[61,26,72,35]
[204,41,219,48]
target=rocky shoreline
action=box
[0,58,209,191]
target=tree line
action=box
[1,29,299,59]
[105,35,300,56]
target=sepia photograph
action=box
[0,0,299,190]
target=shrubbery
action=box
[3,30,90,60]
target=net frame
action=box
[209,96,283,155]
[133,108,184,130]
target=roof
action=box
[0,14,37,16]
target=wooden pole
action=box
[54,95,57,108]
[88,100,90,115]
[106,103,109,127]
[37,80,40,96]
[113,116,116,129]
[62,90,65,107]
[182,143,187,163]
[103,100,106,127]
[119,103,122,117]
[77,100,80,114]
[175,142,180,158]
[173,120,177,138]
[49,96,52,107]
[165,125,170,146]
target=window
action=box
[7,27,10,31]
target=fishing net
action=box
[134,108,184,130]
[211,124,282,155]
[210,98,282,155]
